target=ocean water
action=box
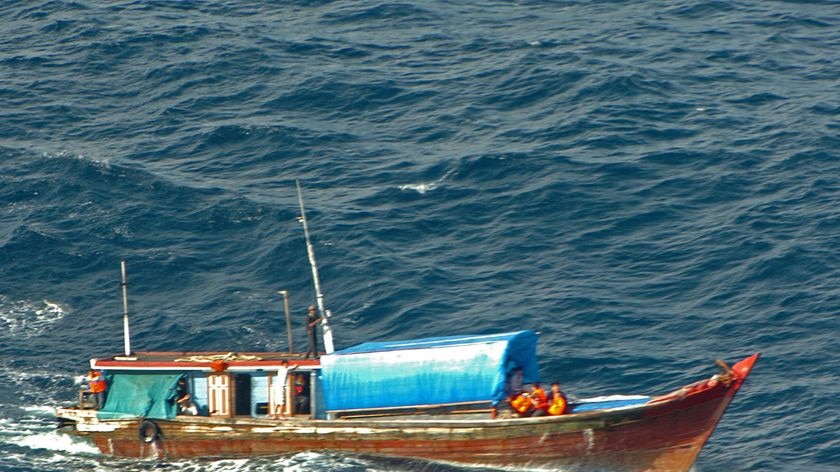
[0,1,838,471]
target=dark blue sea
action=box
[1,1,837,471]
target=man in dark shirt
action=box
[305,305,321,358]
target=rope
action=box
[174,352,263,362]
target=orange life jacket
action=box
[548,394,567,415]
[510,393,531,414]
[531,387,548,410]
[89,373,106,393]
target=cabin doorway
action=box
[292,373,310,415]
[233,374,252,416]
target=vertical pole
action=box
[309,370,317,419]
[120,260,131,356]
[279,290,294,353]
[296,180,335,354]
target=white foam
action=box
[284,451,324,467]
[21,405,58,416]
[160,457,274,472]
[0,365,69,388]
[187,458,251,471]
[397,167,456,195]
[6,429,100,455]
[398,182,438,194]
[0,296,67,339]
[42,150,111,169]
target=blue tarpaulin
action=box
[320,331,540,412]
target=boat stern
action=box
[55,407,96,423]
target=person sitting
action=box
[548,382,569,416]
[529,383,549,417]
[175,378,198,415]
[510,390,532,417]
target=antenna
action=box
[120,260,132,356]
[296,180,335,354]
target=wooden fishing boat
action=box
[55,338,758,471]
[54,184,759,471]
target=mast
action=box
[278,290,294,352]
[296,180,335,354]
[120,260,132,356]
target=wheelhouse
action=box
[86,353,324,420]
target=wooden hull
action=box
[59,354,758,472]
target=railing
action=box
[77,390,97,409]
[329,400,493,419]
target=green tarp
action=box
[97,373,183,420]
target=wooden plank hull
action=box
[61,354,758,471]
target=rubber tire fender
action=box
[138,419,160,443]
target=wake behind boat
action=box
[54,185,758,471]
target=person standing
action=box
[305,305,321,358]
[86,369,107,410]
[273,360,297,418]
